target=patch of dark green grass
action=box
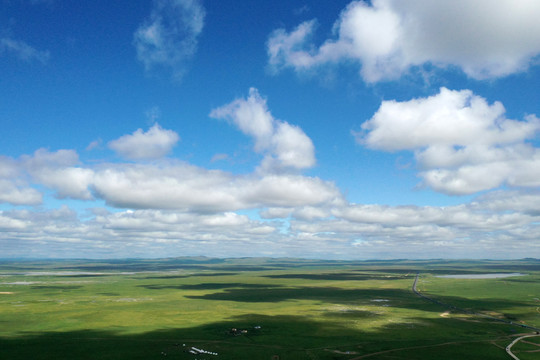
[29,285,83,291]
[322,309,380,319]
[186,286,442,311]
[144,272,238,279]
[139,283,283,291]
[0,313,514,360]
[0,316,349,360]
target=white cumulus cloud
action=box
[0,145,339,213]
[0,156,42,205]
[267,0,540,82]
[358,88,540,195]
[21,149,94,200]
[0,179,42,206]
[210,88,316,172]
[108,123,180,160]
[91,162,342,212]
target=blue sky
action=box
[1,0,540,259]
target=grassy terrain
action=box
[0,258,538,359]
[417,272,540,327]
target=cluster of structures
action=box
[188,346,218,356]
[160,344,219,358]
[228,325,262,336]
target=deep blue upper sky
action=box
[1,0,539,259]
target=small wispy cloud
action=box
[293,5,310,16]
[133,0,205,81]
[145,106,162,123]
[86,139,102,151]
[0,37,50,64]
[210,153,229,163]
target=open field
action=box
[0,258,539,359]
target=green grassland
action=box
[0,258,539,359]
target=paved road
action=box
[506,334,540,360]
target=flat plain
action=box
[0,258,539,359]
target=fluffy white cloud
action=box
[21,149,94,200]
[23,148,79,168]
[267,0,540,82]
[108,123,180,160]
[35,167,95,200]
[0,37,50,64]
[473,190,540,215]
[92,162,342,211]
[292,206,331,221]
[97,210,275,236]
[358,88,540,194]
[0,179,42,205]
[259,207,293,219]
[0,156,42,205]
[134,0,205,81]
[2,153,340,212]
[267,20,320,71]
[0,121,334,212]
[270,122,316,169]
[360,88,540,151]
[210,88,316,172]
[92,162,240,211]
[0,149,95,203]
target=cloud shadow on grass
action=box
[185,286,534,319]
[139,283,283,291]
[142,272,238,280]
[0,313,514,360]
[29,285,83,291]
[264,273,407,281]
